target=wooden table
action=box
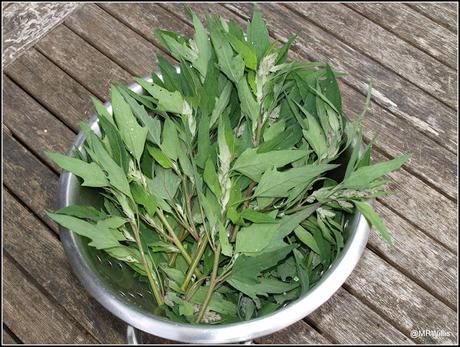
[3,3,457,344]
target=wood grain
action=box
[308,288,413,344]
[3,76,74,170]
[2,2,79,67]
[345,249,457,344]
[3,252,97,344]
[99,3,194,48]
[159,2,458,244]
[256,320,329,344]
[165,3,457,201]
[347,3,457,69]
[35,25,132,101]
[283,3,457,109]
[407,3,458,33]
[5,48,95,133]
[2,326,19,344]
[224,3,457,154]
[64,4,160,77]
[3,189,127,344]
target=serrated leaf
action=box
[46,152,108,188]
[354,200,393,244]
[342,155,410,189]
[232,148,307,182]
[110,86,148,162]
[254,164,338,197]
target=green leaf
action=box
[195,114,211,169]
[135,78,185,114]
[55,205,105,220]
[342,155,410,189]
[191,11,212,78]
[237,76,259,125]
[149,166,181,201]
[46,152,108,188]
[131,182,157,216]
[247,8,270,64]
[117,86,162,146]
[218,222,233,257]
[204,158,222,198]
[81,124,132,198]
[210,80,232,128]
[276,34,296,64]
[354,200,393,244]
[162,117,180,161]
[294,225,321,254]
[254,164,338,197]
[47,213,122,249]
[226,32,257,70]
[232,148,308,181]
[209,18,245,83]
[236,223,280,255]
[110,86,148,162]
[147,145,173,169]
[240,209,277,224]
[293,248,309,295]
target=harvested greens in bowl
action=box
[47,9,409,324]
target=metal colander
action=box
[58,80,370,344]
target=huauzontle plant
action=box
[47,8,409,324]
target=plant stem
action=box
[157,209,202,278]
[130,221,164,306]
[195,245,221,323]
[181,236,208,291]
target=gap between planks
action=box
[281,3,457,112]
[91,4,457,202]
[7,2,456,282]
[221,2,457,155]
[343,4,457,70]
[3,4,456,342]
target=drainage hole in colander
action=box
[129,293,136,299]
[106,260,113,267]
[117,262,123,270]
[137,292,144,298]
[96,255,102,263]
[119,291,126,297]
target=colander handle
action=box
[126,325,254,344]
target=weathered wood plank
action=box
[370,201,457,308]
[283,3,457,109]
[35,25,132,101]
[2,2,80,67]
[99,3,194,48]
[3,76,74,170]
[224,3,457,154]
[3,133,59,230]
[3,123,410,344]
[308,288,412,344]
[256,320,330,344]
[345,249,457,344]
[160,2,458,242]
[64,4,159,77]
[3,189,128,344]
[2,326,19,344]
[347,4,457,69]
[407,3,458,34]
[5,48,94,133]
[371,150,457,252]
[222,3,457,200]
[3,252,97,344]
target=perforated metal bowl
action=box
[58,79,370,344]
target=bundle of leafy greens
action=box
[47,9,409,324]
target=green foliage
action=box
[47,7,408,325]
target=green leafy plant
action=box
[47,8,409,324]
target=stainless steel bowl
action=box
[58,79,370,344]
